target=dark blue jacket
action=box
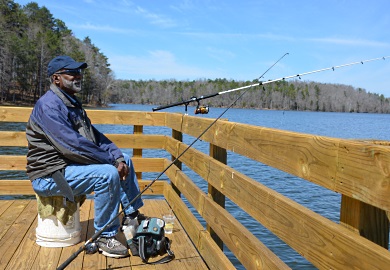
[26,84,124,180]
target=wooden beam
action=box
[0,156,165,172]
[0,131,27,146]
[133,125,143,180]
[167,116,390,212]
[171,129,182,197]
[163,181,236,270]
[0,180,165,195]
[340,195,389,248]
[164,162,289,270]
[0,107,32,122]
[169,141,390,269]
[208,143,226,250]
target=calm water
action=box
[2,103,390,269]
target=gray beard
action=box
[62,77,82,93]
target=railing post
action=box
[340,194,389,248]
[171,129,182,197]
[208,143,226,250]
[133,125,143,180]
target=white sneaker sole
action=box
[99,248,128,258]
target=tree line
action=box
[1,0,389,113]
[0,0,112,106]
[111,79,390,113]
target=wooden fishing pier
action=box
[1,106,390,269]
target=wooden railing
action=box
[1,106,390,269]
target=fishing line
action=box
[219,56,389,95]
[153,56,389,113]
[56,52,289,270]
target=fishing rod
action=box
[56,52,289,270]
[152,53,289,114]
[152,56,390,113]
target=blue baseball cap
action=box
[47,55,88,77]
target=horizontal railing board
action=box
[0,107,32,122]
[0,132,165,149]
[131,157,166,172]
[105,134,166,149]
[165,136,390,269]
[163,157,289,269]
[0,131,28,147]
[0,155,164,172]
[0,107,168,126]
[336,141,390,209]
[168,115,390,212]
[0,179,165,196]
[0,155,27,170]
[87,110,167,126]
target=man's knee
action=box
[122,153,130,164]
[106,164,120,178]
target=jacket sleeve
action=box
[31,102,117,165]
[92,125,124,161]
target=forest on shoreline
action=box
[1,0,389,113]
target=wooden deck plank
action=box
[81,200,106,270]
[5,212,40,270]
[0,200,13,216]
[0,200,36,269]
[0,200,30,240]
[57,200,93,270]
[33,243,62,270]
[0,199,208,269]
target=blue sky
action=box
[16,0,390,96]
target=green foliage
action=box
[0,0,112,105]
[111,78,390,113]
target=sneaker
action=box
[121,211,147,231]
[96,236,129,258]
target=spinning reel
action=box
[194,100,209,114]
[85,241,98,254]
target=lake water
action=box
[2,103,390,269]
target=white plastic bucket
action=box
[36,203,81,247]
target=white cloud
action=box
[135,6,177,28]
[109,50,221,80]
[71,22,135,34]
[170,0,196,13]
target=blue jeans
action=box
[32,153,144,237]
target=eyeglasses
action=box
[55,69,83,76]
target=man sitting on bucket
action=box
[26,55,144,258]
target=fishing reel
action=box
[85,241,99,254]
[195,105,209,114]
[194,101,209,114]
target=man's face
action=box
[53,69,83,94]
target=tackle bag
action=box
[127,217,175,264]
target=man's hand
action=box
[117,162,129,180]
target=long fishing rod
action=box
[56,52,289,270]
[152,56,389,113]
